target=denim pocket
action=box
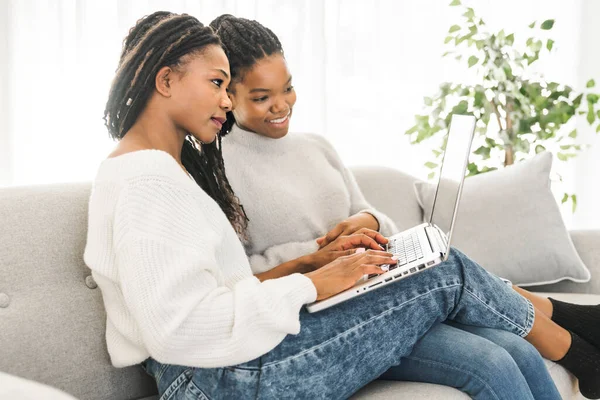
[159,368,193,400]
[185,379,210,400]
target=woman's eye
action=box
[252,96,268,102]
[212,79,223,88]
[285,85,294,93]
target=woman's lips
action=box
[267,110,291,126]
[211,117,225,129]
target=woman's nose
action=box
[271,98,287,114]
[221,94,232,111]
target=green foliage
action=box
[406,2,600,212]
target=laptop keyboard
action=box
[367,231,424,279]
[387,231,424,268]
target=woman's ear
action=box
[155,66,173,98]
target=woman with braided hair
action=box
[84,11,600,400]
[211,14,600,399]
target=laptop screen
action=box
[427,115,476,244]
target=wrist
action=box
[360,212,380,231]
[297,254,317,273]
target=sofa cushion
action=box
[0,183,157,400]
[0,372,78,400]
[414,152,590,287]
[352,380,470,399]
[351,166,423,231]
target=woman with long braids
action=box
[211,14,565,400]
[84,11,600,400]
[211,15,600,399]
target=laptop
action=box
[306,114,476,313]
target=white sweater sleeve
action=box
[248,240,320,274]
[113,179,317,368]
[310,134,398,237]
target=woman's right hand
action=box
[307,231,387,271]
[305,249,396,301]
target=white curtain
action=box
[1,0,598,228]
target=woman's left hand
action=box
[316,212,384,249]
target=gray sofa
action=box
[1,166,599,399]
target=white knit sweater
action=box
[222,124,398,274]
[83,149,317,368]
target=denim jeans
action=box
[381,321,561,399]
[141,248,543,399]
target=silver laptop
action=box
[306,114,476,313]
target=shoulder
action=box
[96,149,190,187]
[289,133,344,166]
[287,132,336,153]
[92,149,211,218]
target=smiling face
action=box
[228,53,296,139]
[166,44,232,144]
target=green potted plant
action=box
[406,0,600,211]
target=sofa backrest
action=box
[0,183,156,400]
[350,166,424,231]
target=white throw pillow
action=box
[414,151,590,286]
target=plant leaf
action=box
[504,33,514,46]
[546,39,554,51]
[571,194,577,213]
[449,25,461,33]
[561,193,569,204]
[468,55,479,67]
[588,109,595,124]
[529,21,536,29]
[449,0,461,6]
[405,125,419,135]
[587,79,595,88]
[568,129,577,138]
[473,145,491,158]
[541,19,555,30]
[425,162,439,169]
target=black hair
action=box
[104,11,248,236]
[209,14,284,134]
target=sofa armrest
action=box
[528,229,600,294]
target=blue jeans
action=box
[381,322,561,399]
[141,248,550,399]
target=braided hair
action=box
[209,14,284,134]
[104,11,248,236]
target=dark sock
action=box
[550,297,600,349]
[556,331,600,399]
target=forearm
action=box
[255,255,314,282]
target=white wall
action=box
[0,1,12,186]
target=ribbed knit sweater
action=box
[83,149,317,368]
[222,124,398,273]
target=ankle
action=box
[552,327,573,361]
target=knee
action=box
[501,337,546,370]
[448,247,474,266]
[477,345,524,383]
[441,247,470,277]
